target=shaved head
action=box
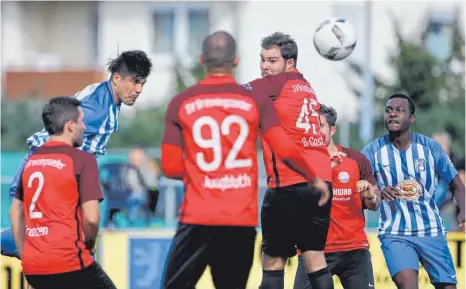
[201,31,237,69]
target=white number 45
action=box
[296,98,319,134]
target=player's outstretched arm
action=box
[9,198,25,258]
[450,176,465,229]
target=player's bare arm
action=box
[449,175,466,230]
[81,200,100,251]
[9,198,25,257]
[356,180,381,211]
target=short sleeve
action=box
[162,97,183,147]
[78,153,103,203]
[430,140,458,184]
[358,154,377,185]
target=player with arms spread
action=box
[160,31,328,289]
[244,32,333,289]
[294,105,381,289]
[9,96,116,289]
[1,50,153,258]
[362,94,466,289]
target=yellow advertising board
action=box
[2,231,464,289]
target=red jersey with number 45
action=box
[247,70,331,187]
[162,76,280,226]
[325,146,376,253]
[15,142,103,275]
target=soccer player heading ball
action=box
[160,30,328,289]
[1,50,152,259]
[244,32,334,289]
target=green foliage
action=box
[346,11,465,156]
[1,99,44,151]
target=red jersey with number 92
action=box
[248,70,332,187]
[162,76,279,226]
[15,142,103,275]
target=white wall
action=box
[2,1,95,70]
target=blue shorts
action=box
[380,234,457,285]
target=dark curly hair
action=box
[107,50,153,81]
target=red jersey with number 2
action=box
[247,70,331,187]
[15,142,103,275]
[162,76,280,226]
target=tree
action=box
[345,11,465,156]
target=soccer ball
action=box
[313,18,357,61]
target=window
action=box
[425,13,454,62]
[153,10,175,52]
[188,9,210,56]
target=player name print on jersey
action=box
[25,158,66,170]
[396,179,423,201]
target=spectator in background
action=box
[128,147,160,216]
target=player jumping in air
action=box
[160,30,328,289]
[294,104,381,289]
[362,94,465,289]
[244,32,333,289]
[2,50,153,258]
[10,96,116,289]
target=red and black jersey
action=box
[162,75,280,227]
[247,70,332,187]
[325,145,377,253]
[15,141,103,275]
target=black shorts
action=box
[261,182,332,258]
[293,249,375,289]
[162,222,257,289]
[25,262,116,289]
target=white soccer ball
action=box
[313,18,357,61]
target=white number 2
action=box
[28,171,44,219]
[296,98,319,134]
[193,115,252,172]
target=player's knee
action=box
[261,254,287,270]
[301,250,326,272]
[393,269,418,289]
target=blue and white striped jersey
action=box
[362,133,458,237]
[26,81,120,156]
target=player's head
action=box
[260,32,298,77]
[42,96,86,148]
[108,50,153,106]
[319,104,337,146]
[384,93,416,134]
[200,31,239,74]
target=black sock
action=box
[259,269,285,289]
[307,267,333,289]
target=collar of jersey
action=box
[44,141,72,147]
[199,75,236,85]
